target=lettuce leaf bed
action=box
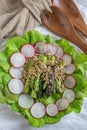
[0,30,87,127]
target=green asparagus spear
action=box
[43,82,47,90]
[34,73,40,92]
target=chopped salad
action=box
[0,30,87,127]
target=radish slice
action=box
[62,54,72,65]
[10,53,26,68]
[62,89,75,103]
[21,44,35,58]
[64,76,76,88]
[46,44,57,55]
[9,67,23,79]
[46,104,58,116]
[18,94,34,109]
[8,79,24,94]
[56,98,69,111]
[30,102,45,118]
[35,42,47,53]
[64,64,76,74]
[55,46,64,58]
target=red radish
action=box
[8,79,24,94]
[35,42,47,53]
[64,76,76,89]
[62,54,72,65]
[21,44,35,58]
[18,94,34,109]
[64,64,76,74]
[56,98,69,111]
[46,103,58,116]
[55,46,64,58]
[46,44,57,55]
[10,53,26,68]
[9,67,23,79]
[30,102,45,118]
[62,89,75,103]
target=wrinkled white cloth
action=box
[0,1,87,130]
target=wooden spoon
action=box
[41,7,87,54]
[52,0,87,38]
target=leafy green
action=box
[40,93,61,106]
[0,51,10,72]
[0,84,6,103]
[22,30,45,44]
[0,30,87,127]
[5,37,27,52]
[22,110,45,127]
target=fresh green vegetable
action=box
[34,74,40,92]
[40,54,48,64]
[0,30,87,127]
[51,56,56,63]
[43,82,47,90]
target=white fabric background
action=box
[0,1,87,130]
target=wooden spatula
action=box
[41,7,87,54]
[52,0,87,38]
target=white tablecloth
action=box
[0,1,87,130]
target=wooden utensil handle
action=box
[75,23,87,38]
[68,30,87,54]
[48,25,87,54]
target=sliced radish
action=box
[35,42,47,53]
[18,94,34,109]
[55,46,64,58]
[64,64,76,74]
[62,89,75,103]
[62,54,72,65]
[46,104,58,116]
[21,44,35,58]
[64,76,76,88]
[9,67,23,79]
[46,44,57,55]
[56,98,69,111]
[10,53,26,68]
[30,102,45,118]
[8,79,24,94]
